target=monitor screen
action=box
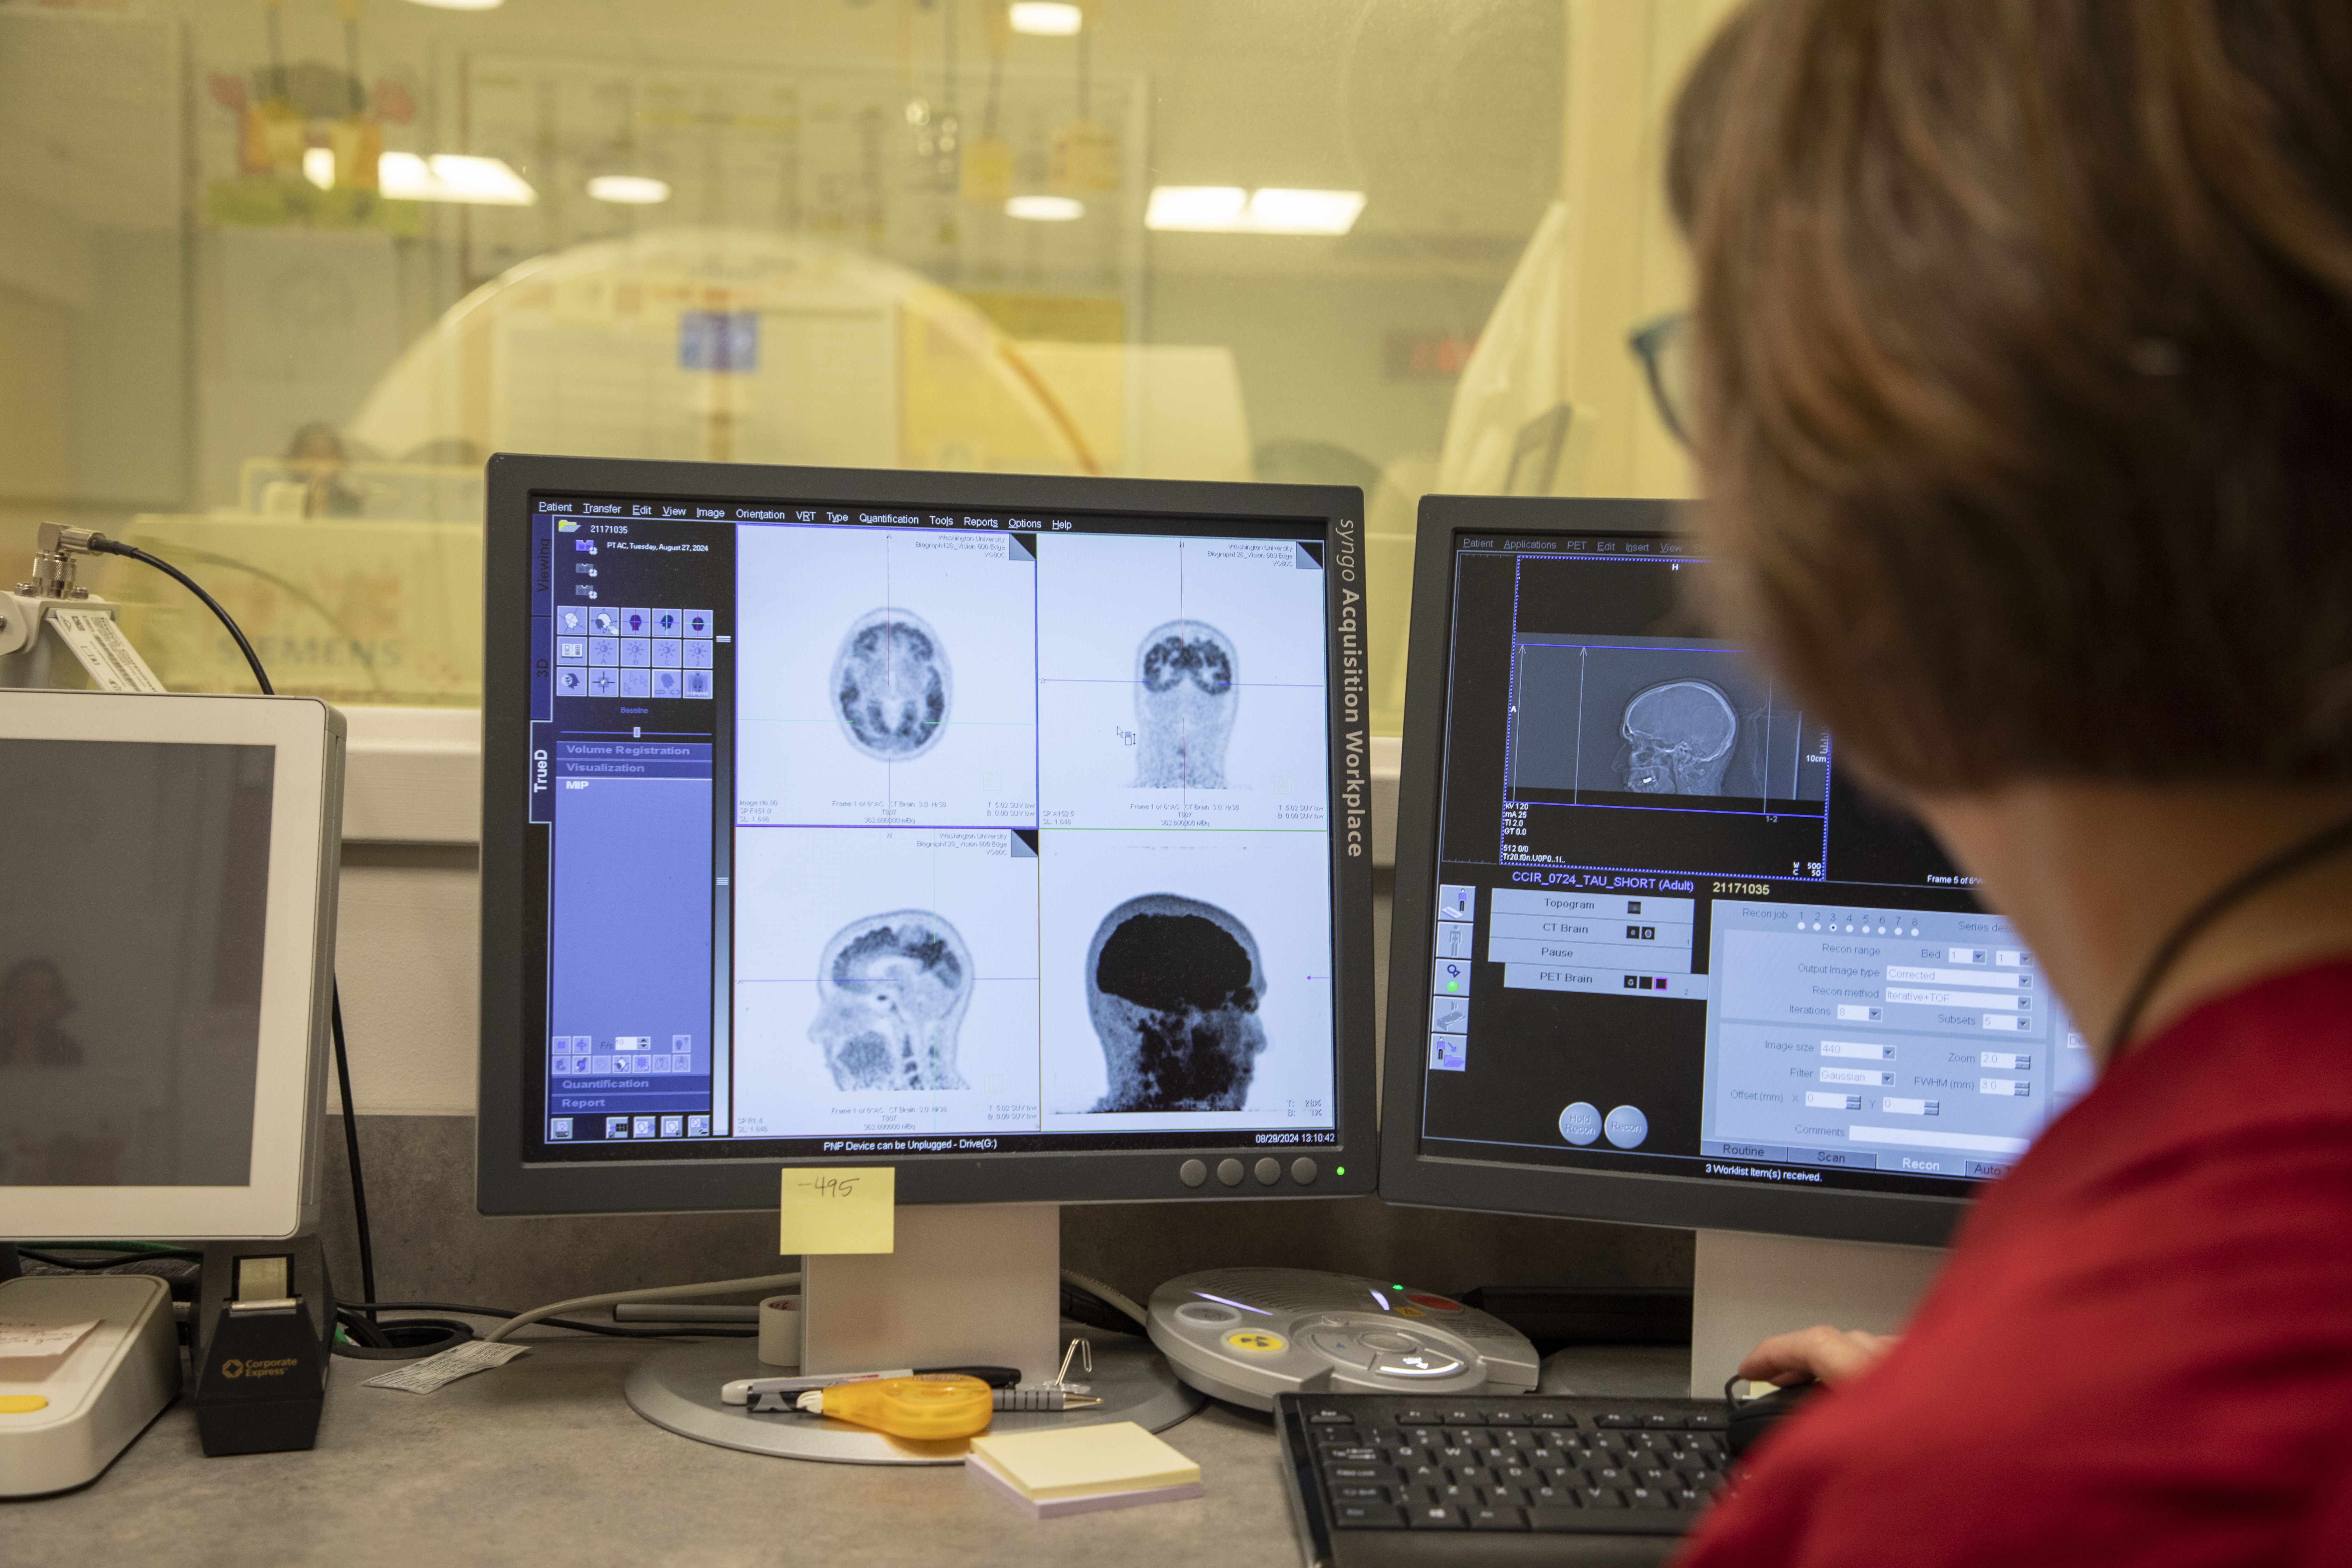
[483,460,1378,1210]
[0,738,273,1188]
[1384,499,2094,1238]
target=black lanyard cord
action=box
[2104,810,2352,1055]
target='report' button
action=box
[0,1395,48,1414]
[1217,1157,1245,1187]
[1291,1157,1318,1184]
[1254,1157,1281,1185]
[1179,1158,1208,1188]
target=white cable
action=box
[483,1270,803,1343]
[1060,1268,1148,1328]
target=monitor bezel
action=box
[0,689,342,1241]
[479,453,1379,1215]
[1376,494,1966,1247]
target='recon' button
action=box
[0,1395,48,1414]
[1290,1157,1318,1184]
[1224,1329,1288,1355]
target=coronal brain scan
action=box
[1133,620,1237,788]
[1084,894,1266,1111]
[833,608,952,761]
[809,911,972,1092]
[1617,679,1738,796]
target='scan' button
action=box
[0,1395,49,1414]
[1224,1329,1289,1355]
[1290,1157,1318,1184]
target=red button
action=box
[1405,1293,1462,1314]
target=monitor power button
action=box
[1179,1158,1208,1188]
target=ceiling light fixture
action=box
[587,175,672,205]
[1006,194,1085,221]
[1145,185,1364,235]
[404,0,504,11]
[1008,2,1084,36]
[302,148,335,191]
[378,152,536,205]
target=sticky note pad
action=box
[779,1167,895,1254]
[966,1422,1200,1501]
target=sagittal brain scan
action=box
[1133,621,1237,788]
[1616,679,1738,796]
[833,608,952,761]
[1084,894,1266,1111]
[810,911,972,1091]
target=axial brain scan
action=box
[1084,894,1266,1111]
[809,911,972,1092]
[1133,620,1237,788]
[833,608,952,761]
[1617,679,1737,796]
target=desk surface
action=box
[11,1338,1690,1568]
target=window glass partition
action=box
[0,0,1723,728]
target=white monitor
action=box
[0,690,344,1241]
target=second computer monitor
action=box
[1379,496,2092,1246]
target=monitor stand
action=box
[1688,1229,1947,1398]
[625,1202,1204,1464]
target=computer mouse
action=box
[1725,1376,1820,1459]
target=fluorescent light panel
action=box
[1009,2,1084,36]
[1006,194,1084,221]
[404,0,504,10]
[588,174,671,205]
[378,152,536,205]
[1146,185,1364,235]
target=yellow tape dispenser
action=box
[795,1373,994,1440]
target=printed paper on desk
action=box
[360,1340,531,1394]
[0,1320,100,1358]
[780,1167,895,1254]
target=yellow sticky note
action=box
[779,1167,895,1255]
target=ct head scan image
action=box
[832,607,953,761]
[810,909,972,1091]
[1133,620,1237,788]
[1617,678,1738,796]
[1084,893,1266,1111]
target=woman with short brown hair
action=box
[1666,3,2352,1562]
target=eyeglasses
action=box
[1628,310,1693,450]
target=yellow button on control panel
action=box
[1223,1329,1288,1355]
[0,1395,49,1414]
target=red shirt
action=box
[1677,959,2352,1568]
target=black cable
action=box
[337,1299,756,1339]
[331,989,376,1319]
[2105,811,2352,1052]
[89,535,378,1332]
[90,539,272,696]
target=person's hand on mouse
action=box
[1737,1325,1898,1390]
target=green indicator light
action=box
[1335,1166,1346,1176]
[1393,1284,1405,1292]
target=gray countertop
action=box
[10,1338,1693,1568]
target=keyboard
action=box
[1274,1391,1734,1567]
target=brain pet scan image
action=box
[1133,621,1237,788]
[833,608,952,761]
[809,911,972,1091]
[1616,679,1738,796]
[1084,894,1266,1111]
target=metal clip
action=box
[1040,1337,1093,1393]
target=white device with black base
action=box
[0,688,345,1494]
[1147,1267,1540,1410]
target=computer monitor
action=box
[0,689,344,1242]
[1378,498,2096,1372]
[477,456,1377,1234]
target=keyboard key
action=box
[1307,1406,1357,1424]
[1531,1409,1580,1428]
[1683,1435,1727,1462]
[1468,1506,1528,1530]
[1334,1504,1407,1529]
[1596,1412,1640,1428]
[1645,1413,1688,1429]
[1585,1466,1634,1489]
[1409,1505,1468,1529]
[1674,1487,1708,1509]
[1527,1505,1589,1530]
[1578,1487,1628,1510]
[1686,1410,1727,1429]
[1449,1467,1497,1490]
[1334,1485,1392,1502]
[1323,1447,1381,1464]
[1399,1408,1442,1426]
[1442,1407,1489,1425]
[1326,1466,1393,1483]
[1627,1486,1678,1511]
